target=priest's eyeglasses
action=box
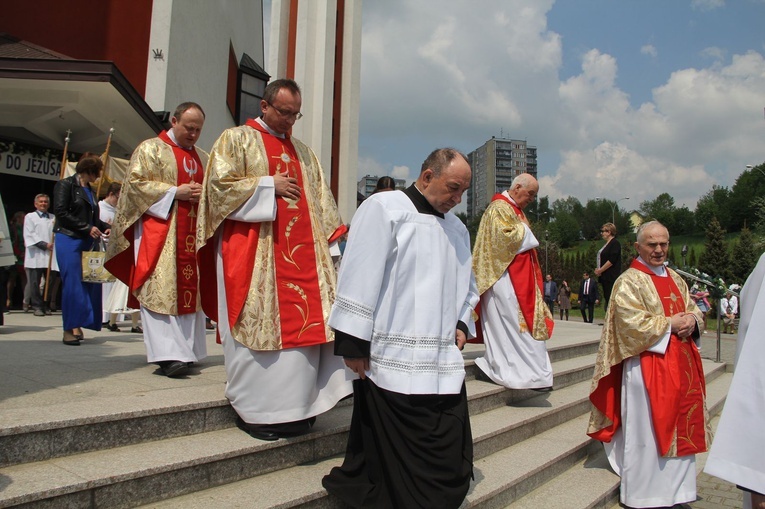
[267,102,303,120]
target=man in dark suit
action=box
[579,271,599,323]
[543,274,558,315]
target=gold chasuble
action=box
[197,121,346,351]
[472,194,553,342]
[105,133,208,315]
[588,260,711,457]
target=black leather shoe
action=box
[63,331,81,346]
[160,360,189,377]
[130,326,143,333]
[106,323,120,332]
[236,417,279,441]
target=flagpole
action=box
[44,130,71,302]
[96,126,115,199]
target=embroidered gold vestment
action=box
[105,136,209,315]
[197,124,343,351]
[587,265,712,457]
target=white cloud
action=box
[641,44,658,58]
[691,0,725,11]
[700,46,726,61]
[355,1,765,213]
[391,165,411,181]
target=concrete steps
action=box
[0,330,733,509]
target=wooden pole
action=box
[44,130,71,301]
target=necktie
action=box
[584,280,589,295]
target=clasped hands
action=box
[670,312,697,338]
[176,182,203,203]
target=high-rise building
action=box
[466,136,537,218]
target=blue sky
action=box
[269,0,765,212]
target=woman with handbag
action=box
[53,153,111,345]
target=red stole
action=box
[133,131,202,315]
[495,194,553,339]
[220,120,329,348]
[635,261,707,456]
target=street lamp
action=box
[746,164,765,178]
[596,196,630,224]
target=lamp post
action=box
[596,196,630,224]
[747,164,765,178]
[544,230,549,277]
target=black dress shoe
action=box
[236,417,280,441]
[106,323,120,332]
[63,331,81,346]
[160,360,189,377]
[130,326,143,333]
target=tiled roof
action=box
[0,33,72,59]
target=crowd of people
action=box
[0,78,760,508]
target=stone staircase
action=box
[0,323,733,509]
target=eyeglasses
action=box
[266,102,303,120]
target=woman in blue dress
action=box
[53,153,111,345]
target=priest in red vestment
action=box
[587,221,711,508]
[105,102,208,378]
[197,79,352,441]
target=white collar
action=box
[636,256,667,277]
[256,117,286,139]
[167,129,194,150]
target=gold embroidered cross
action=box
[663,291,679,315]
[271,145,300,209]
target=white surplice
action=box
[475,209,552,389]
[328,190,479,396]
[705,252,765,509]
[216,178,353,424]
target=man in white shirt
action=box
[23,194,54,316]
[720,288,738,334]
[323,148,478,508]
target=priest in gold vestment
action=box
[197,79,352,441]
[588,221,710,508]
[472,174,554,390]
[106,102,208,378]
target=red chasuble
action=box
[589,259,707,457]
[133,131,203,315]
[220,120,334,349]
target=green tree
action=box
[728,164,765,231]
[729,227,759,284]
[672,206,695,235]
[699,217,730,280]
[694,185,731,233]
[640,193,676,231]
[549,212,580,248]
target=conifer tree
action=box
[699,217,730,281]
[729,227,758,284]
